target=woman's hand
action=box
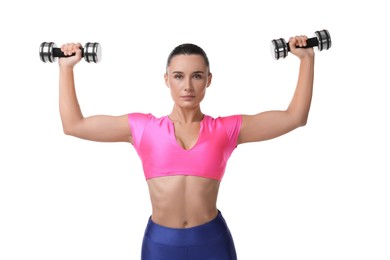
[58,43,83,68]
[289,35,315,60]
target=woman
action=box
[59,35,314,259]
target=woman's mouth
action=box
[180,95,195,100]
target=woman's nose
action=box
[184,78,193,91]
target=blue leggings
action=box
[141,211,237,260]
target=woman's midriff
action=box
[147,175,220,228]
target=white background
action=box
[1,0,389,259]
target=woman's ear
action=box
[207,73,213,88]
[164,73,169,88]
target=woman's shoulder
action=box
[205,114,242,122]
[128,112,172,124]
[203,114,242,131]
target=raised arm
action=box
[59,43,132,143]
[238,35,315,144]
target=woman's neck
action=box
[169,106,204,124]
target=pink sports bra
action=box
[128,113,242,181]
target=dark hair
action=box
[166,43,210,72]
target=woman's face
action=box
[165,54,212,109]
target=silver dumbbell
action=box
[270,29,331,60]
[39,42,102,63]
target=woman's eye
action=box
[174,75,183,79]
[193,74,202,79]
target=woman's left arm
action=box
[238,35,315,144]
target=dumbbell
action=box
[270,29,331,60]
[39,42,102,63]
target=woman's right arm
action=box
[59,43,132,143]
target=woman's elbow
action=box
[287,110,309,128]
[297,115,309,127]
[289,113,309,128]
[61,118,84,137]
[62,123,78,136]
[62,126,73,136]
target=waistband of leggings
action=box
[144,210,229,246]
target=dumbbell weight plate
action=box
[270,38,288,60]
[315,30,331,51]
[84,42,102,63]
[39,42,57,63]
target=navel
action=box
[183,220,189,228]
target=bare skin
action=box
[59,36,314,228]
[147,176,220,228]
